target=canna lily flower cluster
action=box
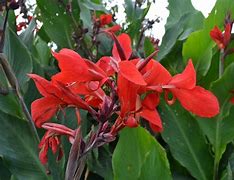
[95,14,121,33]
[30,33,220,165]
[210,22,232,50]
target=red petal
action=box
[50,137,59,154]
[52,49,91,82]
[119,61,146,86]
[142,60,171,86]
[224,23,231,47]
[112,33,132,61]
[124,116,138,128]
[96,56,115,76]
[210,26,225,49]
[142,93,160,110]
[31,97,61,127]
[140,108,163,132]
[55,82,91,111]
[230,97,234,104]
[100,14,112,26]
[171,86,220,117]
[39,141,49,164]
[28,74,61,97]
[85,61,107,81]
[105,25,121,33]
[169,59,196,89]
[117,74,139,117]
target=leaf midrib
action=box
[165,105,207,180]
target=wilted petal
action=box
[171,86,220,117]
[169,59,196,89]
[39,143,49,164]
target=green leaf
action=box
[32,37,51,66]
[36,0,75,48]
[0,157,11,180]
[0,94,22,118]
[78,0,92,28]
[182,0,234,76]
[87,146,113,179]
[0,111,49,180]
[19,19,37,49]
[160,101,213,180]
[198,63,234,164]
[4,28,32,89]
[158,0,204,61]
[165,0,198,29]
[159,12,204,61]
[112,127,171,180]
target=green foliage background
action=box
[0,0,234,179]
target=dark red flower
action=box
[210,23,232,49]
[38,123,75,164]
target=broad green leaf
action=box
[113,127,171,180]
[87,146,113,180]
[32,37,51,66]
[165,0,198,29]
[0,111,49,180]
[0,93,22,118]
[198,63,234,164]
[0,157,11,180]
[158,0,204,61]
[78,0,92,28]
[182,0,234,76]
[160,101,213,180]
[4,28,32,88]
[19,19,37,49]
[159,12,204,61]
[36,0,75,48]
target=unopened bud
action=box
[9,0,19,10]
[124,117,138,128]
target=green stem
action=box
[219,49,224,78]
[213,49,225,180]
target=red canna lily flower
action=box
[163,60,220,117]
[112,33,132,61]
[99,14,113,26]
[39,123,75,164]
[29,74,92,127]
[52,49,108,94]
[210,23,232,49]
[104,25,121,33]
